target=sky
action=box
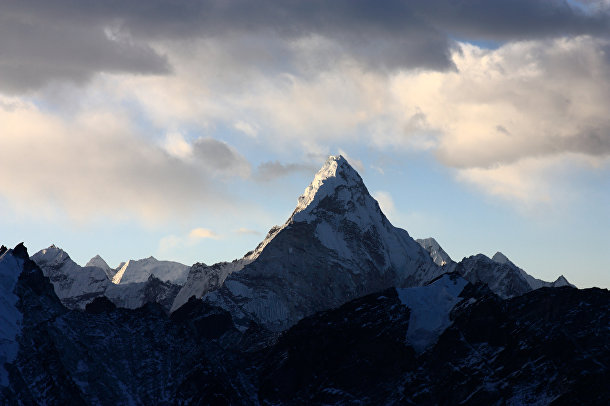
[1,0,609,288]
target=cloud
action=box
[163,132,193,159]
[2,2,609,214]
[100,34,610,206]
[256,161,318,181]
[191,137,252,178]
[413,0,610,41]
[158,227,221,255]
[234,121,259,138]
[0,103,244,223]
[387,36,610,202]
[188,227,220,241]
[2,0,608,94]
[0,7,169,93]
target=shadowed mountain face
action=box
[258,282,610,405]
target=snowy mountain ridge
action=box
[416,238,573,298]
[31,246,187,311]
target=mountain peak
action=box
[85,255,111,270]
[552,275,574,287]
[292,155,366,221]
[416,238,454,267]
[32,245,70,266]
[491,251,512,265]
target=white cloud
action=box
[158,227,221,255]
[3,33,609,219]
[163,132,193,159]
[388,36,610,203]
[0,102,240,223]
[188,227,220,241]
[234,121,258,137]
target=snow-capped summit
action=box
[417,238,455,268]
[32,245,110,308]
[194,155,441,330]
[293,155,362,218]
[552,275,572,287]
[32,245,70,268]
[86,254,111,271]
[111,256,189,285]
[85,254,114,279]
[491,251,512,265]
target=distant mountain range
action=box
[1,155,606,405]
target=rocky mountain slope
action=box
[2,243,607,405]
[200,155,442,331]
[258,277,609,405]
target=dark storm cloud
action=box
[1,0,609,93]
[0,6,170,93]
[413,0,610,41]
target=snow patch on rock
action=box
[398,274,468,353]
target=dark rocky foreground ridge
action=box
[1,244,609,405]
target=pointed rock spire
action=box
[492,251,512,265]
[86,254,111,270]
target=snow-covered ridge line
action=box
[417,238,573,297]
[31,246,189,310]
